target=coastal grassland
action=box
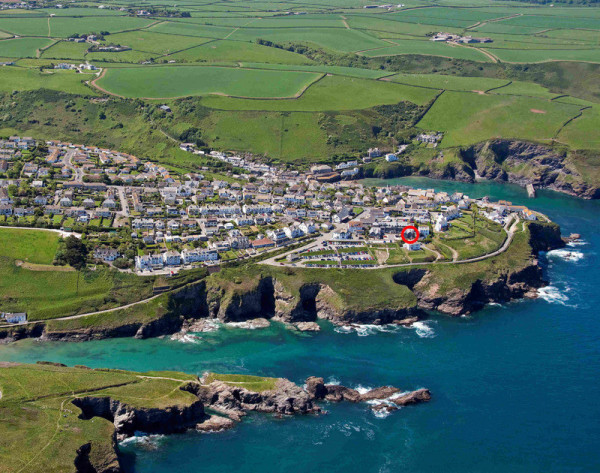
[0,225,154,320]
[488,80,560,99]
[47,16,155,38]
[417,91,583,148]
[0,227,59,264]
[200,110,331,160]
[387,73,510,92]
[227,27,390,53]
[0,257,154,320]
[0,90,221,171]
[0,17,50,36]
[0,67,96,95]
[96,65,323,98]
[101,30,213,56]
[200,75,438,111]
[204,373,278,392]
[168,39,313,64]
[360,40,493,62]
[209,263,418,314]
[439,215,507,260]
[239,62,388,79]
[558,106,600,151]
[484,48,600,64]
[149,21,237,39]
[40,40,90,60]
[0,363,199,473]
[425,222,534,294]
[0,38,53,58]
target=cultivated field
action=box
[0,0,598,163]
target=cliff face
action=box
[461,140,599,199]
[72,396,206,442]
[414,260,544,316]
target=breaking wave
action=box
[537,286,569,305]
[170,333,202,344]
[547,249,584,262]
[120,433,166,450]
[410,321,436,338]
[333,324,401,337]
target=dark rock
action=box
[391,388,431,406]
[196,415,236,432]
[324,385,361,403]
[305,376,327,400]
[359,386,401,401]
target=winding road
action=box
[0,217,522,329]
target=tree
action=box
[64,236,88,270]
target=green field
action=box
[200,74,438,111]
[97,65,322,98]
[0,363,200,473]
[0,228,59,264]
[0,38,53,58]
[0,67,96,95]
[417,91,583,148]
[0,228,153,320]
[0,0,596,181]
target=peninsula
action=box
[0,362,431,472]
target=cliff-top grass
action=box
[204,372,279,392]
[0,363,201,473]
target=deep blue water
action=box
[1,177,599,472]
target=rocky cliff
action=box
[72,395,206,442]
[69,373,430,472]
[460,140,599,199]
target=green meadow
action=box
[97,65,323,98]
[0,228,153,320]
[417,91,582,148]
[0,67,96,95]
[0,0,596,171]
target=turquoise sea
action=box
[1,177,599,472]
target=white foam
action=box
[225,320,269,330]
[547,249,584,262]
[119,433,166,449]
[170,333,201,344]
[354,384,374,395]
[372,409,392,419]
[194,319,221,333]
[334,324,401,337]
[326,376,340,385]
[411,321,436,339]
[567,239,587,247]
[537,286,569,305]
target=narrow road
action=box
[64,148,84,182]
[0,219,521,329]
[260,216,520,270]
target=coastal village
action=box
[0,136,541,281]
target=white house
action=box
[434,214,448,232]
[162,250,181,266]
[403,242,421,251]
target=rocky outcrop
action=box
[207,277,275,322]
[370,388,432,414]
[414,260,545,316]
[460,140,599,199]
[74,441,120,473]
[72,395,206,442]
[69,373,431,471]
[304,376,431,412]
[198,378,319,418]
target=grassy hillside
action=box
[0,228,154,320]
[0,362,200,473]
